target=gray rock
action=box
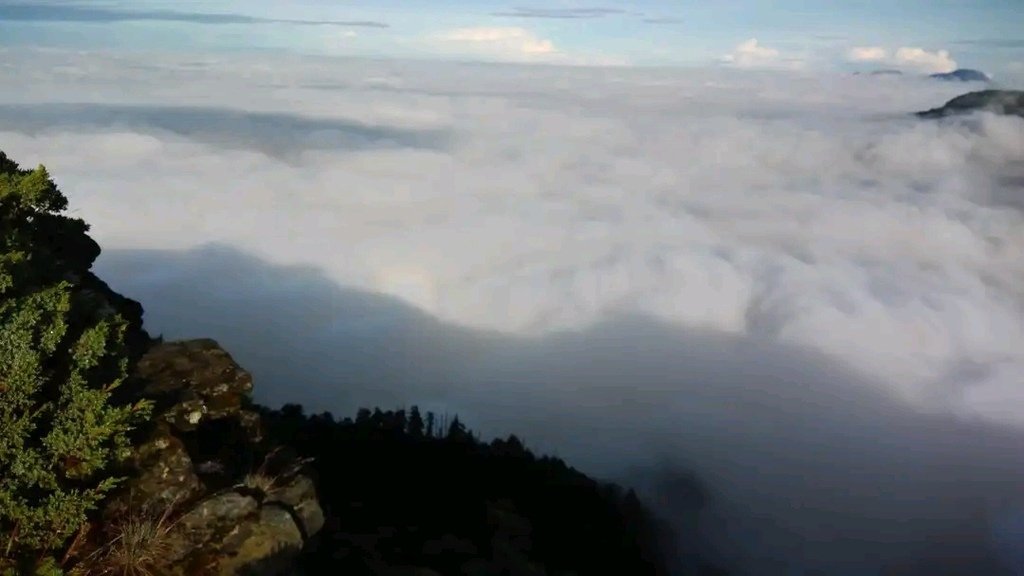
[265,474,324,538]
[103,425,202,520]
[217,506,305,576]
[171,492,260,562]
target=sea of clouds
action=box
[2,48,1023,574]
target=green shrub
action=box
[0,152,151,565]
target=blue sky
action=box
[1,0,1022,73]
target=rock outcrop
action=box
[135,339,261,435]
[101,339,324,576]
[916,89,1024,119]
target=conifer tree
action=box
[0,152,151,565]
[408,406,425,438]
[424,411,435,438]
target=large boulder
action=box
[140,460,330,574]
[215,506,305,576]
[171,492,261,565]
[135,339,257,432]
[170,493,310,576]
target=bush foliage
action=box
[0,152,151,566]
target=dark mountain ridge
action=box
[916,89,1024,119]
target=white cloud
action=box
[846,45,958,73]
[893,46,957,73]
[2,49,1024,575]
[2,49,1020,424]
[436,26,557,60]
[847,46,888,62]
[720,38,802,69]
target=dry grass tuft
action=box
[79,498,183,576]
[241,471,278,495]
[237,447,315,497]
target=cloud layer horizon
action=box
[2,48,1023,574]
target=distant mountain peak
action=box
[852,69,904,77]
[929,68,992,82]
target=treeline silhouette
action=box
[256,403,728,575]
